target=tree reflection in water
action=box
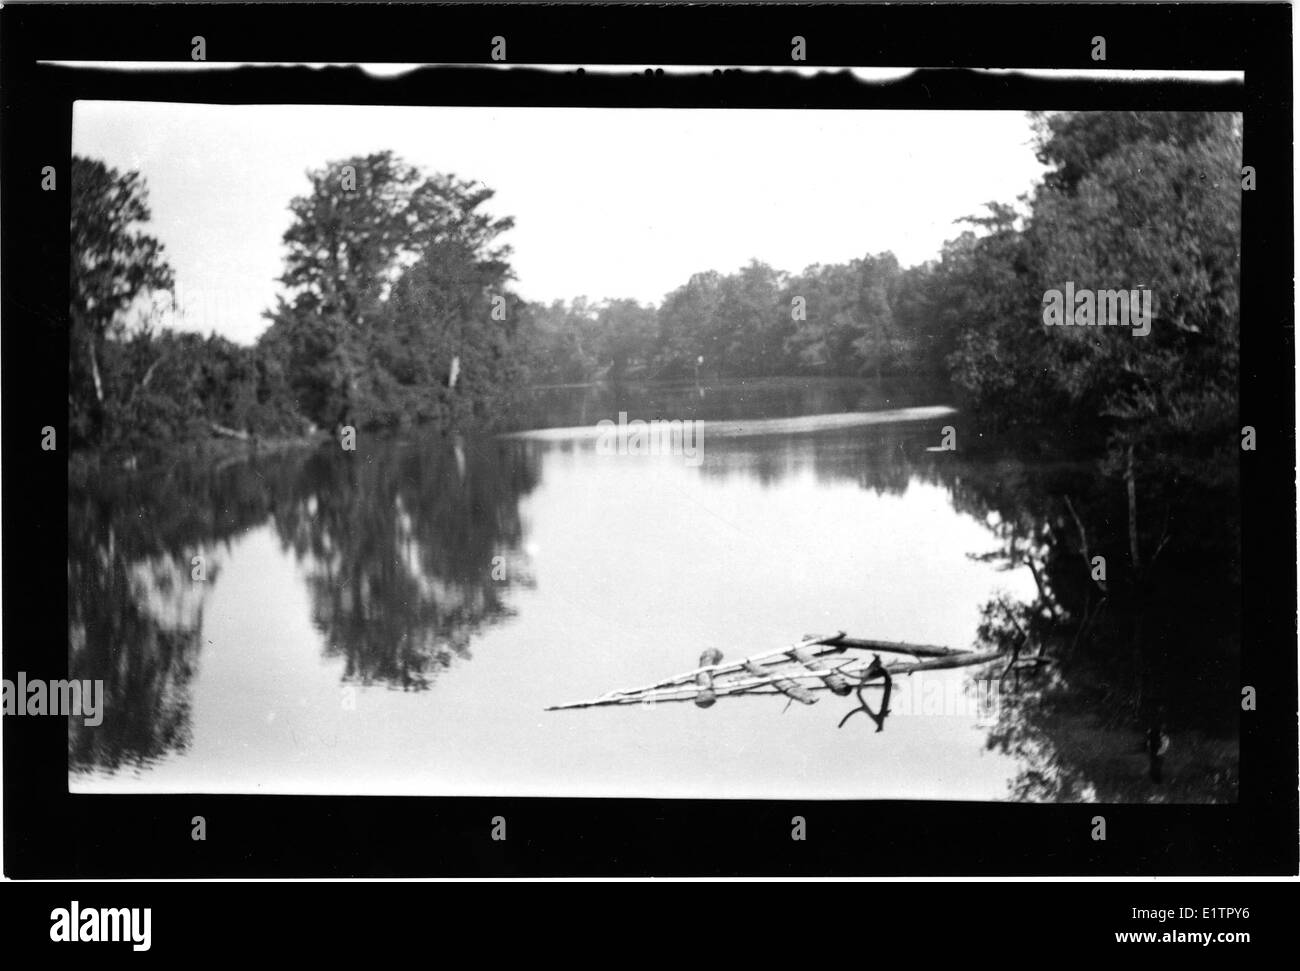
[689,414,1239,802]
[272,438,539,690]
[68,390,1238,800]
[68,433,540,772]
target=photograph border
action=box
[1,1,1294,877]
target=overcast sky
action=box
[75,102,1050,345]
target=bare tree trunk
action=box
[87,337,107,440]
[139,354,163,391]
[88,340,105,406]
[125,351,166,411]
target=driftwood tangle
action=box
[545,632,1007,712]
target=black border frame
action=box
[2,2,1294,878]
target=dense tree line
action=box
[70,111,1240,463]
[521,254,945,384]
[523,111,1240,436]
[70,151,529,451]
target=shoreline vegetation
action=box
[71,111,1240,470]
[72,111,1240,462]
[69,110,1243,797]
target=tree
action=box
[784,263,837,372]
[782,254,907,378]
[709,260,787,376]
[1030,110,1229,195]
[890,261,944,375]
[1026,111,1241,456]
[1027,111,1242,632]
[655,270,724,377]
[936,111,1242,743]
[519,298,604,384]
[262,151,518,429]
[593,299,658,380]
[70,156,175,444]
[846,252,901,379]
[939,204,1044,424]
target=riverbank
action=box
[69,429,330,479]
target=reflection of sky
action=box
[502,405,956,442]
[74,427,1036,799]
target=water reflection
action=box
[273,440,539,690]
[69,434,541,771]
[518,375,936,430]
[938,440,1239,802]
[508,381,1240,802]
[68,378,1239,801]
[67,454,284,772]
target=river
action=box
[67,377,1238,801]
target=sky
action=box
[75,101,1052,346]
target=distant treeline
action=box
[530,111,1242,456]
[524,252,947,384]
[70,110,1241,462]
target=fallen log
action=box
[744,659,817,705]
[790,645,853,696]
[832,637,966,658]
[594,633,835,704]
[881,649,1008,677]
[546,641,1010,711]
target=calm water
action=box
[68,378,1237,801]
